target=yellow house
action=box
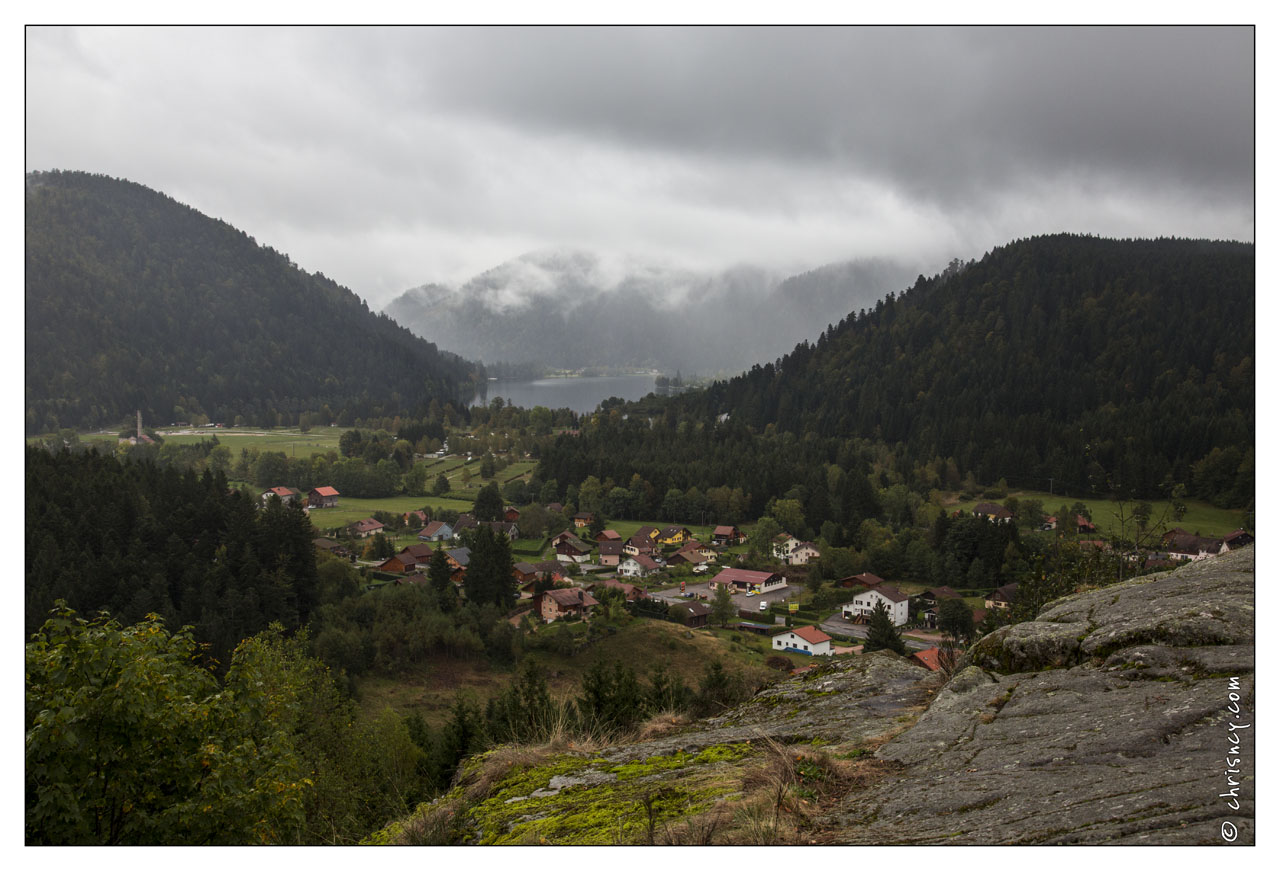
[657,525,692,546]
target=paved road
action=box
[651,581,792,621]
[818,611,933,652]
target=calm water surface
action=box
[471,374,657,414]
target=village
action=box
[270,484,1256,675]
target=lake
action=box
[471,374,658,414]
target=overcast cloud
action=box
[25,25,1254,308]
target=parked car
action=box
[759,600,770,611]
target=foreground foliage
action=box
[25,607,431,845]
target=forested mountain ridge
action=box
[25,170,483,433]
[383,249,917,373]
[679,234,1254,502]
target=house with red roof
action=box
[418,520,455,541]
[709,567,787,593]
[1222,529,1254,550]
[549,529,579,548]
[667,549,710,568]
[677,540,718,561]
[378,552,423,574]
[535,587,599,622]
[589,578,646,602]
[308,486,339,508]
[711,525,745,546]
[512,562,541,586]
[911,647,943,671]
[351,518,385,538]
[772,625,833,656]
[835,572,886,589]
[261,486,301,506]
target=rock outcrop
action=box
[602,651,942,763]
[372,548,1254,845]
[822,547,1255,844]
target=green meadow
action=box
[952,490,1246,539]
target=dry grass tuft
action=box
[657,809,730,845]
[461,743,556,804]
[392,801,460,846]
[634,710,691,741]
[713,733,901,845]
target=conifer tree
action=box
[473,481,503,522]
[863,599,907,655]
[428,545,456,611]
[463,525,515,609]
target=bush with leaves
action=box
[937,596,975,644]
[23,606,429,845]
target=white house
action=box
[771,534,801,560]
[787,542,821,566]
[618,555,661,578]
[772,625,833,656]
[261,486,301,506]
[842,585,910,626]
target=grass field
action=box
[952,490,1246,539]
[164,427,346,454]
[309,495,479,533]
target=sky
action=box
[25,24,1255,310]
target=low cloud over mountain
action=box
[383,250,919,374]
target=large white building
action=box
[772,625,833,656]
[842,585,910,626]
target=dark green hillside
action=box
[684,235,1253,501]
[25,170,482,433]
